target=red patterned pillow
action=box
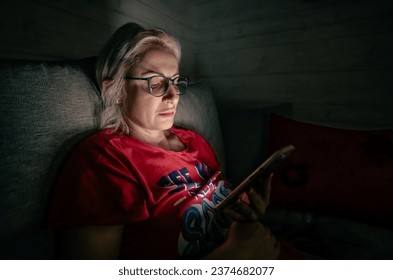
[268,114,393,227]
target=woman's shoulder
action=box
[73,128,136,157]
[80,128,122,146]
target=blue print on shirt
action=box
[178,181,231,257]
[157,162,215,194]
[157,167,193,186]
[157,162,232,257]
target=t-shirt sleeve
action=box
[43,134,149,229]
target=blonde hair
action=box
[95,22,182,134]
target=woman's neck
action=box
[128,126,172,150]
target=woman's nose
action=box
[163,83,179,102]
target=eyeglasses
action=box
[123,75,189,97]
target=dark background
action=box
[1,0,393,128]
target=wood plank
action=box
[292,104,393,129]
[0,0,197,75]
[197,0,391,29]
[198,16,393,53]
[25,0,197,48]
[197,33,393,78]
[30,0,197,36]
[204,70,393,105]
[0,0,114,59]
[199,4,393,44]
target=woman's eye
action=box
[150,83,160,89]
[150,77,165,89]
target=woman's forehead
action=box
[134,48,179,75]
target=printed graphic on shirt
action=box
[157,162,232,257]
[178,181,231,257]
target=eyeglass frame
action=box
[123,74,189,97]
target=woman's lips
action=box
[158,110,175,117]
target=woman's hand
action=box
[203,174,280,259]
[204,220,281,259]
[223,173,273,222]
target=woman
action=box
[44,22,281,259]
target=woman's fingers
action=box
[248,173,273,215]
[246,188,265,216]
[222,173,274,222]
[260,173,273,204]
[223,198,258,221]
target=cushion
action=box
[268,114,393,227]
[0,57,101,259]
[175,81,226,169]
[219,103,293,184]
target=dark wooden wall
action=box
[197,0,393,128]
[1,0,392,128]
[0,0,197,77]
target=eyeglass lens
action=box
[148,76,188,96]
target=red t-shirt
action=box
[44,126,232,259]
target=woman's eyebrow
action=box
[138,64,178,76]
[139,66,160,76]
[140,68,179,77]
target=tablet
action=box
[215,144,295,211]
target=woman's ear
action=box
[102,79,123,106]
[101,79,112,93]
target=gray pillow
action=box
[175,81,226,170]
[0,57,101,259]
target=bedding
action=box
[268,114,393,227]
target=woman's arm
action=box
[55,225,124,259]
